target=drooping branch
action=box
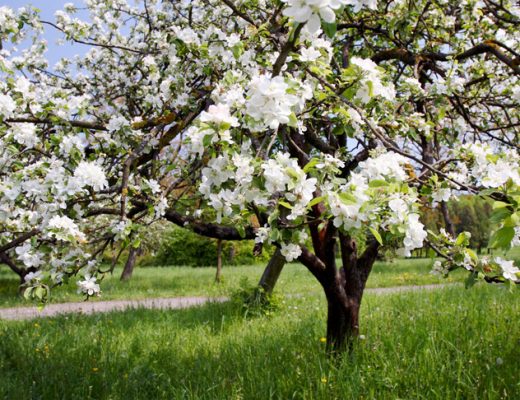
[0,229,40,253]
[163,208,256,240]
[0,252,23,276]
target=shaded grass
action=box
[0,284,518,399]
[0,256,468,308]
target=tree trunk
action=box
[440,201,456,237]
[313,234,379,355]
[325,295,360,353]
[120,246,139,281]
[215,239,223,283]
[258,248,285,294]
[228,244,236,262]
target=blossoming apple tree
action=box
[0,0,519,351]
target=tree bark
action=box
[325,294,360,353]
[215,239,223,283]
[120,246,139,281]
[440,201,456,237]
[298,233,380,355]
[258,248,286,294]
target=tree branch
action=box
[163,209,256,240]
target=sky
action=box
[3,0,88,67]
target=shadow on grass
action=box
[0,277,20,301]
[0,301,326,400]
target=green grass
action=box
[0,256,467,308]
[1,284,519,399]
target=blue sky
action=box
[4,0,87,67]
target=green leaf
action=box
[287,112,298,128]
[34,286,45,300]
[369,227,383,245]
[285,167,300,180]
[338,192,357,205]
[492,201,510,209]
[466,248,478,262]
[455,232,469,246]
[490,226,515,249]
[23,287,33,300]
[202,133,213,147]
[367,80,374,98]
[465,271,478,289]
[308,196,324,208]
[231,43,244,59]
[236,224,246,239]
[490,207,512,225]
[322,21,337,39]
[502,214,519,228]
[368,179,388,188]
[303,158,320,173]
[278,201,293,209]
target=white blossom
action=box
[47,215,86,242]
[77,274,101,296]
[24,270,44,283]
[281,242,302,262]
[11,123,38,148]
[0,93,16,118]
[73,161,108,191]
[200,104,239,127]
[495,257,519,282]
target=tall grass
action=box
[1,284,518,399]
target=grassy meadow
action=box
[0,249,519,399]
[1,285,519,399]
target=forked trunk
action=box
[321,234,379,354]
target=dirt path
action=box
[0,283,454,321]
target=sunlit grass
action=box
[0,256,468,307]
[1,284,518,399]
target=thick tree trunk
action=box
[313,234,379,354]
[215,239,223,283]
[258,248,285,294]
[326,296,361,352]
[120,246,139,281]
